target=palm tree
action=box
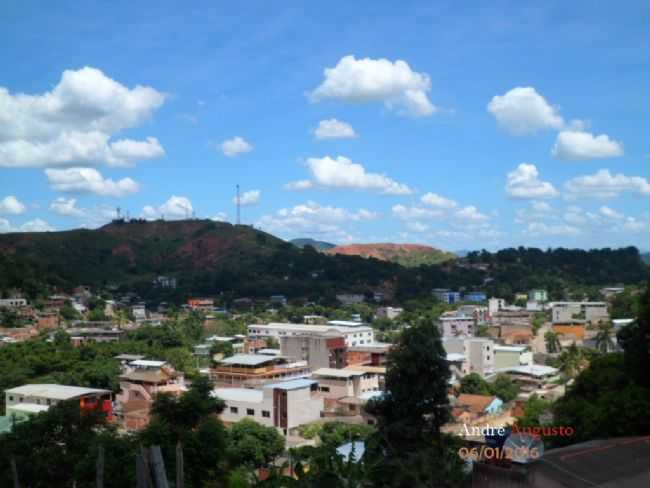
[544,331,561,353]
[594,322,615,353]
[557,344,585,379]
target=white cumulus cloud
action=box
[234,189,261,206]
[0,195,26,215]
[487,86,564,134]
[313,118,358,140]
[19,219,55,232]
[304,155,412,195]
[221,136,252,157]
[0,67,165,168]
[420,192,457,209]
[552,130,623,160]
[506,163,559,199]
[310,55,436,117]
[49,197,86,217]
[142,196,193,220]
[525,222,580,236]
[45,167,139,197]
[284,179,313,191]
[564,169,650,198]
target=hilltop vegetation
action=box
[289,237,336,251]
[326,243,456,267]
[0,220,647,302]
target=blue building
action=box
[432,288,462,304]
[464,291,487,303]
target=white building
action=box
[248,322,374,347]
[0,298,27,308]
[488,298,505,316]
[376,307,404,320]
[443,337,495,377]
[212,378,324,435]
[550,302,609,324]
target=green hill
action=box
[0,220,648,302]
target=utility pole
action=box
[236,184,241,225]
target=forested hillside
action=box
[0,221,647,302]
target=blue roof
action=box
[263,378,317,390]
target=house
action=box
[336,294,365,305]
[303,315,327,325]
[495,364,560,392]
[152,275,177,289]
[375,307,403,320]
[432,289,462,304]
[453,394,503,420]
[213,378,324,435]
[346,342,391,367]
[4,384,112,421]
[187,298,214,311]
[280,333,347,370]
[248,322,374,348]
[65,327,124,346]
[269,295,288,306]
[0,298,28,308]
[528,289,548,302]
[115,360,185,430]
[463,291,487,303]
[457,305,489,325]
[131,304,147,322]
[211,354,311,387]
[552,323,586,341]
[311,368,381,414]
[600,287,625,298]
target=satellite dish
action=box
[503,433,544,464]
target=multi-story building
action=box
[213,378,324,435]
[248,323,374,348]
[280,333,347,370]
[439,313,475,337]
[443,337,495,377]
[457,305,489,325]
[493,345,533,369]
[550,302,609,325]
[488,298,506,317]
[211,354,311,387]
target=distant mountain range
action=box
[642,252,650,264]
[324,243,456,267]
[289,238,336,251]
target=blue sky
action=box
[1,1,649,250]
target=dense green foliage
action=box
[227,418,286,469]
[458,373,520,402]
[1,221,647,304]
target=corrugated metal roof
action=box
[4,384,110,400]
[219,354,275,366]
[130,359,167,368]
[8,403,50,414]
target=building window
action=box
[230,407,238,414]
[320,386,330,392]
[8,396,13,402]
[262,410,270,418]
[247,409,255,416]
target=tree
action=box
[516,394,552,428]
[364,317,466,487]
[594,322,615,353]
[556,344,587,380]
[544,331,561,353]
[617,284,650,389]
[489,374,520,402]
[459,373,490,396]
[227,418,285,470]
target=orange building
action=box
[552,324,586,340]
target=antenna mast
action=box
[236,184,241,225]
[116,206,121,220]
